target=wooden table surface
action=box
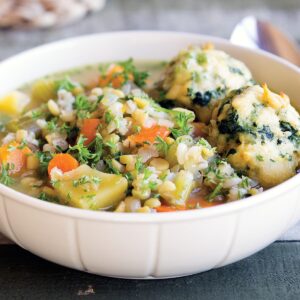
[0,0,300,298]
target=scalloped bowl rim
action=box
[0,30,299,223]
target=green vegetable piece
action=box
[5,114,38,132]
[31,79,57,103]
[166,143,178,167]
[160,170,194,206]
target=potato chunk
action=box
[51,165,128,210]
[0,91,30,115]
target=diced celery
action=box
[166,143,178,167]
[160,170,194,206]
[31,79,57,103]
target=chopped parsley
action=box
[68,134,104,167]
[124,172,133,182]
[171,111,194,138]
[60,123,72,135]
[118,58,149,87]
[206,183,223,201]
[90,134,104,166]
[36,151,52,176]
[134,156,144,173]
[105,158,121,175]
[105,140,117,151]
[46,119,58,132]
[56,77,76,91]
[132,125,141,134]
[148,181,158,190]
[240,177,250,189]
[72,175,101,187]
[73,94,102,119]
[104,111,113,124]
[196,53,207,65]
[74,95,90,119]
[196,138,212,149]
[38,192,59,203]
[68,135,96,164]
[31,110,45,120]
[256,155,264,161]
[154,136,170,157]
[0,164,15,186]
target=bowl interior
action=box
[0,31,299,221]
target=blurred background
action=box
[0,0,299,62]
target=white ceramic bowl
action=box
[0,31,300,279]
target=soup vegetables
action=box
[0,59,261,212]
[160,44,253,123]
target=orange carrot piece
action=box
[0,141,31,174]
[156,205,186,213]
[81,119,101,145]
[128,125,170,144]
[99,65,123,88]
[48,153,79,176]
[99,64,134,88]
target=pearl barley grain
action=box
[47,99,60,116]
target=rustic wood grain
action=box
[0,242,300,299]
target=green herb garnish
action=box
[56,77,76,91]
[68,135,96,164]
[0,164,15,186]
[206,183,223,201]
[256,155,264,161]
[38,192,59,203]
[119,58,149,87]
[154,136,170,157]
[171,111,194,138]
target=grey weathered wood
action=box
[0,0,299,61]
[0,242,300,299]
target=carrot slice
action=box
[81,119,101,145]
[99,64,134,88]
[128,125,170,144]
[48,153,79,176]
[0,141,31,174]
[156,205,186,213]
